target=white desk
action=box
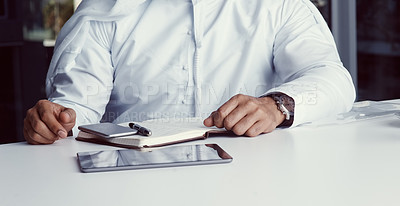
[1,107,400,206]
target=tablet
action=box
[78,122,137,138]
[77,144,233,172]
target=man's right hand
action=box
[23,100,76,144]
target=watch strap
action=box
[269,93,295,127]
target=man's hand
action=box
[203,94,285,137]
[23,100,76,144]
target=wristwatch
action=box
[269,93,295,127]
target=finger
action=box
[210,111,224,128]
[229,111,259,136]
[212,95,243,128]
[24,117,57,144]
[37,103,68,138]
[27,109,59,142]
[203,112,215,127]
[24,125,56,144]
[23,121,40,145]
[229,101,276,136]
[236,111,278,137]
[222,103,253,131]
[244,120,270,137]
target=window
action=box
[22,0,74,41]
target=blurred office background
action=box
[0,0,399,144]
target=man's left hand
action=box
[203,94,285,137]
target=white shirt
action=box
[46,0,355,133]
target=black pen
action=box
[129,123,152,136]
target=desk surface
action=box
[1,109,400,206]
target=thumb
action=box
[59,108,76,132]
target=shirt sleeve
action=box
[264,0,356,126]
[46,21,115,134]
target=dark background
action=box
[0,0,51,144]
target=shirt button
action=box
[182,65,188,71]
[181,100,186,104]
[187,30,192,35]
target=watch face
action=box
[270,93,295,127]
[279,95,295,114]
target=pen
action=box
[128,123,152,136]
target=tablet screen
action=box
[77,144,232,172]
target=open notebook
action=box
[75,118,229,149]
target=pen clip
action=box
[128,123,152,136]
